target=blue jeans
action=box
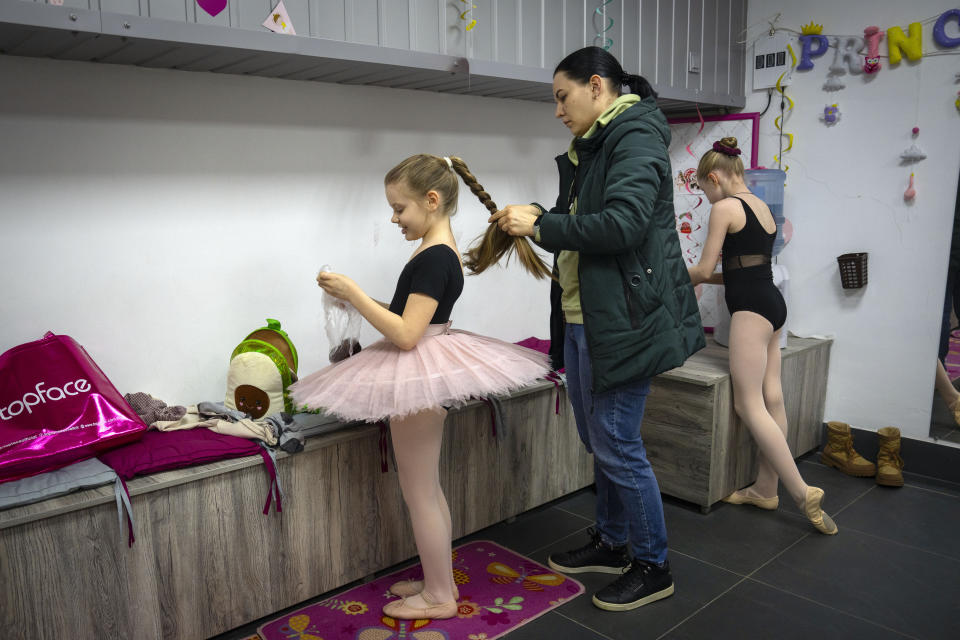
[564,323,669,565]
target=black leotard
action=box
[388,244,464,324]
[721,197,787,331]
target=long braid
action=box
[450,156,552,280]
[450,157,498,215]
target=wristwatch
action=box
[532,211,544,239]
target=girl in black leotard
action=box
[688,137,837,536]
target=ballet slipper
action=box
[389,579,459,600]
[721,488,779,510]
[803,486,838,535]
[950,398,960,428]
[383,592,458,620]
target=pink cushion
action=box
[98,428,262,480]
[514,337,551,355]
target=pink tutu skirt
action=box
[290,323,551,422]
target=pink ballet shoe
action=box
[949,399,960,428]
[383,593,458,620]
[803,486,839,535]
[722,489,779,510]
[389,579,459,600]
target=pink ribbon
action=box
[685,104,705,159]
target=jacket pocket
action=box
[616,253,660,328]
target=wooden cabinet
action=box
[645,337,832,512]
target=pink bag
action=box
[0,332,147,483]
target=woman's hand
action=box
[316,271,360,302]
[488,204,540,237]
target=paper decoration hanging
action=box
[900,143,927,162]
[863,26,883,73]
[887,22,923,64]
[823,74,845,91]
[820,104,840,125]
[263,1,295,35]
[934,9,960,47]
[904,173,917,200]
[197,0,228,18]
[594,1,614,50]
[792,9,960,75]
[459,1,477,31]
[797,23,828,71]
[773,44,796,170]
[685,105,705,160]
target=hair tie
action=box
[443,156,454,171]
[712,141,741,157]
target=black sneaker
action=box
[547,528,631,574]
[592,558,675,611]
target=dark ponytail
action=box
[555,46,657,100]
[621,73,657,100]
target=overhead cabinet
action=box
[1,0,746,112]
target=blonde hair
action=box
[385,154,552,280]
[697,136,745,180]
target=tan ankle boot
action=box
[876,427,904,487]
[820,421,876,477]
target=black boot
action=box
[547,528,631,574]
[592,558,674,611]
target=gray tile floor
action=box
[213,454,960,640]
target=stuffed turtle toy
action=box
[224,319,298,419]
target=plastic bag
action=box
[0,332,148,483]
[319,264,363,363]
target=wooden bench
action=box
[645,336,832,512]
[0,381,592,640]
[0,336,830,638]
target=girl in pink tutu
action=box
[290,154,550,620]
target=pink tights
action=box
[390,407,456,605]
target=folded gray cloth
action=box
[124,392,187,425]
[197,401,249,422]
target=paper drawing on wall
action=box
[675,168,699,192]
[263,1,296,35]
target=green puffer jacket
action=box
[535,96,705,393]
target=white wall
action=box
[743,1,960,443]
[4,1,959,447]
[0,55,565,405]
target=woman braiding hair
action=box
[458,157,552,280]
